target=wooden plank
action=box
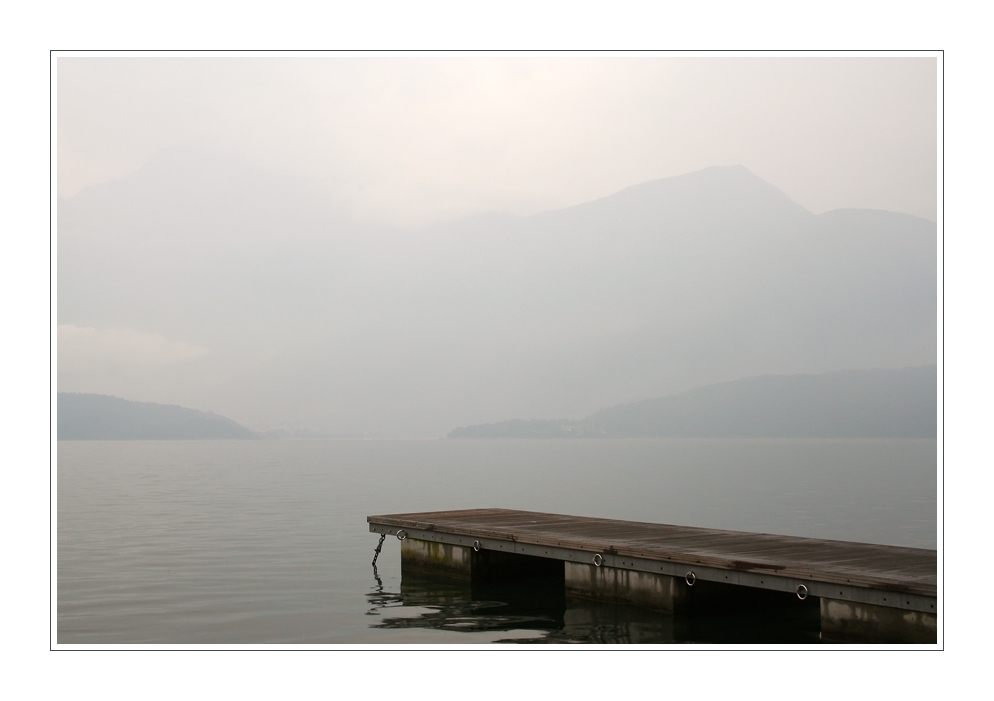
[367,508,936,597]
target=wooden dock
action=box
[368,508,937,642]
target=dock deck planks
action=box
[367,508,936,599]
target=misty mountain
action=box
[58,150,936,437]
[449,365,937,439]
[58,393,259,440]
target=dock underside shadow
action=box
[398,539,831,643]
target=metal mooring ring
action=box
[685,571,696,586]
[396,530,407,541]
[593,554,604,567]
[473,540,481,552]
[796,584,809,600]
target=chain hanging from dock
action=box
[371,533,386,567]
[370,533,387,592]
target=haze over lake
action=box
[58,163,936,438]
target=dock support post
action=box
[400,538,473,579]
[565,562,686,613]
[400,538,563,583]
[820,599,937,643]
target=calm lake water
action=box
[57,438,937,644]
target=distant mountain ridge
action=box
[60,156,937,437]
[448,365,937,439]
[58,393,259,440]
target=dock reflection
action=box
[366,572,673,643]
[367,570,822,643]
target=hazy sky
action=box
[57,54,938,435]
[58,56,937,226]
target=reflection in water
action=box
[366,570,821,644]
[366,573,562,636]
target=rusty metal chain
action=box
[370,533,387,592]
[371,533,387,567]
